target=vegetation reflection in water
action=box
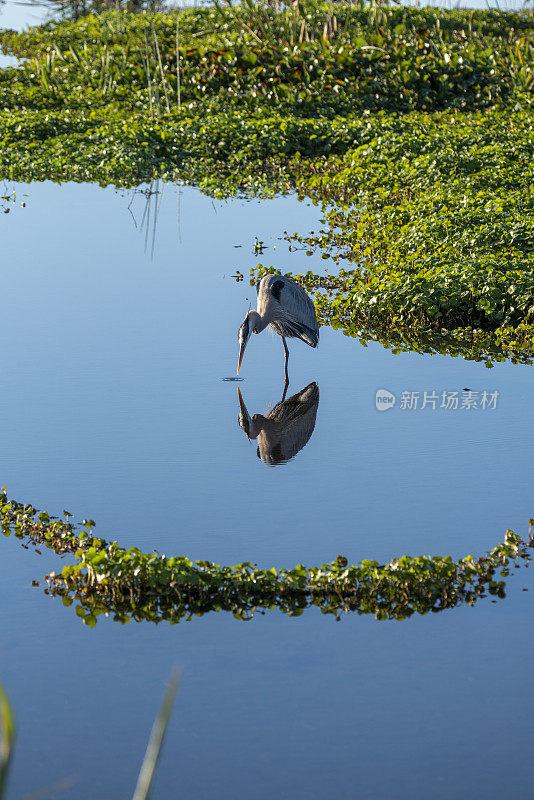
[2,493,533,627]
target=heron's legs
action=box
[282,336,289,401]
[282,378,289,402]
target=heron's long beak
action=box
[237,386,253,438]
[237,342,247,375]
[237,386,247,415]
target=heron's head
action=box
[237,386,252,436]
[237,387,261,440]
[237,310,259,375]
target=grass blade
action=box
[0,682,16,800]
[152,23,170,114]
[176,10,181,109]
[132,672,180,800]
[143,28,154,120]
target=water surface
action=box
[1,180,533,800]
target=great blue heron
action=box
[238,382,319,465]
[237,274,319,390]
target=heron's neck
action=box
[243,414,273,440]
[248,309,270,334]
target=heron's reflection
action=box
[238,382,319,466]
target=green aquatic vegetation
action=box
[2,493,533,625]
[0,4,534,337]
[1,5,533,116]
[254,262,534,365]
[289,112,534,331]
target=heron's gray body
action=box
[237,273,318,386]
[256,274,319,348]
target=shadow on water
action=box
[237,381,319,466]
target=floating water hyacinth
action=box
[1,491,533,625]
[0,5,533,342]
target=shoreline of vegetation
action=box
[1,3,533,343]
[2,492,534,624]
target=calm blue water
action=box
[1,181,534,799]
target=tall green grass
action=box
[0,674,178,800]
[0,684,15,800]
